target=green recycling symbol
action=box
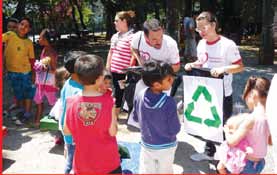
[184,85,221,128]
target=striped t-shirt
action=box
[110,30,133,74]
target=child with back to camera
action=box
[63,54,121,174]
[217,76,272,174]
[133,60,181,174]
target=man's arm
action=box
[131,48,143,66]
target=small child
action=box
[133,60,181,174]
[2,17,35,125]
[63,54,121,174]
[217,113,253,174]
[218,76,271,174]
[48,67,70,145]
[98,70,113,95]
[59,50,86,174]
[6,17,18,32]
[33,29,58,127]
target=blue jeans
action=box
[64,144,75,174]
[240,159,265,174]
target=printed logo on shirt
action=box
[139,51,151,62]
[198,52,208,64]
[78,102,102,126]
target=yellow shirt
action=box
[2,31,35,73]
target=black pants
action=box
[170,74,183,97]
[205,95,233,157]
[111,73,126,108]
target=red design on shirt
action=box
[78,102,101,126]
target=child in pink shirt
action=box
[218,76,272,174]
[33,29,58,127]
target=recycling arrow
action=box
[184,85,221,128]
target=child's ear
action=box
[152,82,161,89]
[96,75,104,85]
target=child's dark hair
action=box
[242,76,271,100]
[74,54,104,85]
[41,28,52,43]
[142,60,175,87]
[64,50,87,73]
[55,66,70,89]
[104,70,112,80]
[8,17,19,23]
[20,17,33,28]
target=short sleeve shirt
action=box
[3,31,35,73]
[131,31,180,65]
[197,36,242,96]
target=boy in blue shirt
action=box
[133,60,181,173]
[59,51,86,174]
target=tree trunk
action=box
[166,0,178,41]
[73,0,87,30]
[153,0,160,20]
[259,0,274,65]
[12,0,26,19]
[69,0,80,37]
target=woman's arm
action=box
[106,49,113,71]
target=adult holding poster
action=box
[184,11,244,161]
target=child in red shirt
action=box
[63,54,121,174]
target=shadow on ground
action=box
[174,141,216,174]
[2,158,16,172]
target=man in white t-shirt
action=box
[131,18,180,73]
[127,18,180,127]
[184,11,244,161]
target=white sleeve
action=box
[226,40,241,64]
[168,39,180,64]
[131,31,142,49]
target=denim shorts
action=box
[240,159,265,174]
[7,72,35,100]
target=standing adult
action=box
[184,11,244,161]
[131,18,180,73]
[106,10,136,116]
[127,18,180,126]
[183,12,197,62]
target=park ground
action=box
[2,36,277,173]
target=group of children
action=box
[2,16,273,174]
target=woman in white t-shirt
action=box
[106,11,136,116]
[185,11,244,161]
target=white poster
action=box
[183,75,224,143]
[266,74,277,171]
